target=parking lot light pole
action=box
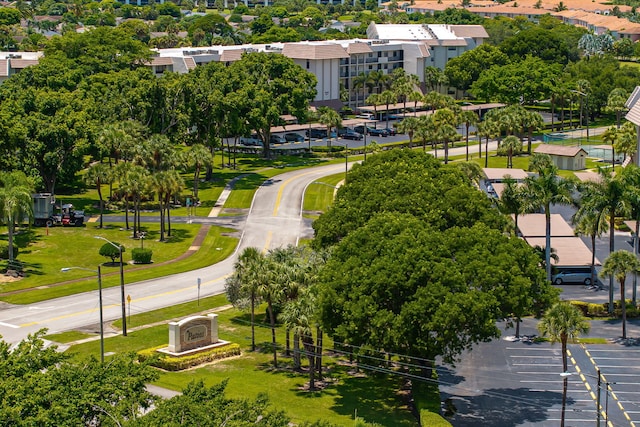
[94,236,126,336]
[61,266,104,364]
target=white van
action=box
[356,113,375,120]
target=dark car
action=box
[306,128,336,139]
[284,132,305,142]
[382,127,396,136]
[354,125,388,137]
[337,128,363,140]
[270,134,287,144]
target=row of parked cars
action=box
[239,125,397,146]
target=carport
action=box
[524,237,600,268]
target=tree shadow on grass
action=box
[440,387,567,427]
[330,371,417,426]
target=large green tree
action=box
[229,53,316,158]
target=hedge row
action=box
[570,300,640,318]
[138,343,241,371]
[413,379,452,427]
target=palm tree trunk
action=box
[485,136,489,168]
[621,278,627,339]
[166,195,172,237]
[251,291,256,351]
[293,331,300,370]
[315,326,323,381]
[561,377,568,427]
[591,234,597,289]
[609,212,616,313]
[268,301,278,368]
[159,196,165,242]
[545,206,552,282]
[285,328,290,356]
[8,223,15,263]
[125,198,130,230]
[465,124,470,161]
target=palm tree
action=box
[498,176,525,235]
[521,110,543,155]
[229,247,266,352]
[501,135,521,168]
[118,164,150,239]
[606,87,628,129]
[0,172,34,264]
[352,72,369,109]
[396,117,420,147]
[523,163,575,281]
[458,162,483,186]
[152,170,183,241]
[259,252,287,368]
[432,108,458,164]
[379,90,397,129]
[572,191,608,289]
[84,163,111,229]
[182,144,213,203]
[601,250,640,339]
[414,116,433,153]
[601,126,619,171]
[408,90,423,117]
[459,110,479,161]
[317,107,342,151]
[613,121,637,164]
[580,168,628,312]
[537,302,590,427]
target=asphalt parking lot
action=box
[439,321,640,427]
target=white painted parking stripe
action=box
[513,363,562,366]
[0,321,18,328]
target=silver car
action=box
[552,270,596,285]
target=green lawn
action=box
[0,223,237,304]
[303,173,346,217]
[64,303,419,427]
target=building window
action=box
[306,60,310,69]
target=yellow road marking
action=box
[263,231,272,253]
[272,169,327,216]
[20,274,230,327]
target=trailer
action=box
[32,193,84,227]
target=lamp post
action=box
[61,266,104,364]
[94,236,126,336]
[562,369,614,426]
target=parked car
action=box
[354,125,389,137]
[306,128,337,139]
[356,113,376,120]
[337,128,363,140]
[552,269,599,286]
[382,127,396,136]
[240,134,262,146]
[284,132,305,142]
[270,134,287,144]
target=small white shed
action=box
[534,145,588,171]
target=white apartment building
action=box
[156,38,433,110]
[366,23,488,70]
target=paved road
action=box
[0,163,347,344]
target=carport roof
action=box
[524,237,600,267]
[483,168,529,181]
[517,213,575,238]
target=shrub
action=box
[587,303,607,317]
[138,343,241,371]
[132,248,153,264]
[0,242,18,259]
[569,301,588,316]
[99,242,125,264]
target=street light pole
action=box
[61,266,104,364]
[95,236,127,336]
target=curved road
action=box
[0,162,348,345]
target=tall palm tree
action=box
[498,176,525,235]
[84,163,111,229]
[537,302,590,427]
[152,170,183,241]
[580,168,628,312]
[379,90,397,129]
[182,144,214,203]
[0,172,34,264]
[613,121,637,164]
[229,247,266,352]
[259,253,287,368]
[572,191,608,289]
[501,135,522,168]
[352,72,369,109]
[521,110,544,155]
[317,107,341,151]
[606,87,628,129]
[523,163,575,281]
[432,108,458,164]
[396,117,420,147]
[408,90,423,117]
[414,116,433,153]
[459,110,479,161]
[601,250,640,339]
[118,164,150,239]
[601,126,619,171]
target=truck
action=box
[32,193,84,227]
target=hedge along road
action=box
[0,162,349,345]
